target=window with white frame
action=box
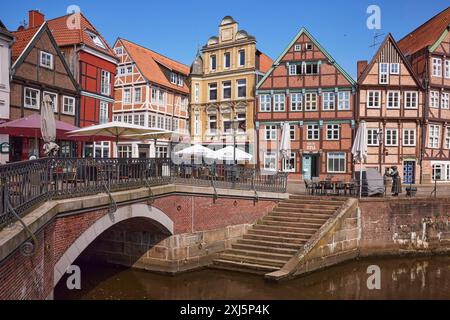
[151,87,157,104]
[237,112,246,133]
[390,63,400,74]
[429,125,440,149]
[405,91,418,109]
[291,93,302,111]
[114,47,123,56]
[194,112,201,136]
[208,113,217,134]
[290,124,295,140]
[134,114,145,126]
[158,90,165,105]
[431,163,450,181]
[323,92,335,111]
[237,79,247,98]
[430,91,440,108]
[441,92,449,109]
[289,64,298,75]
[260,95,271,112]
[326,124,339,140]
[305,93,317,111]
[94,142,110,158]
[307,124,320,140]
[403,129,416,146]
[274,94,285,112]
[265,125,277,140]
[264,152,277,171]
[99,101,109,124]
[170,72,177,84]
[24,88,40,109]
[87,31,106,49]
[101,70,111,95]
[367,91,381,108]
[304,62,319,75]
[338,91,350,110]
[224,52,231,69]
[210,55,217,71]
[156,146,168,158]
[43,92,58,112]
[294,44,301,52]
[446,127,450,149]
[40,51,53,69]
[283,152,296,173]
[327,152,346,173]
[194,83,200,103]
[445,60,450,79]
[118,145,132,158]
[134,87,142,103]
[379,63,389,84]
[387,91,400,109]
[222,81,231,100]
[367,129,379,146]
[222,113,232,134]
[123,88,131,103]
[208,83,217,101]
[432,58,442,77]
[238,50,245,67]
[63,96,75,115]
[149,114,156,128]
[385,129,398,146]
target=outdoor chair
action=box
[335,180,346,196]
[304,179,314,195]
[323,175,334,195]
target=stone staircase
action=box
[212,195,348,275]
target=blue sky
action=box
[2,0,449,78]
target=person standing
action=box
[390,166,402,196]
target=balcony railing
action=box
[0,158,287,229]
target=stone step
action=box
[275,205,336,214]
[218,252,287,268]
[260,218,323,229]
[236,239,303,251]
[224,248,292,261]
[212,259,279,274]
[243,233,309,244]
[287,196,347,204]
[264,215,329,224]
[278,201,342,210]
[253,224,318,234]
[273,211,333,219]
[248,228,314,239]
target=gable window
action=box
[40,51,53,69]
[273,94,285,112]
[237,79,247,98]
[385,129,398,146]
[123,88,131,104]
[43,92,58,112]
[405,91,418,109]
[322,92,335,111]
[430,91,440,108]
[101,70,111,95]
[222,81,231,100]
[403,129,416,146]
[87,31,106,49]
[305,43,313,51]
[441,92,449,109]
[210,55,217,71]
[446,127,450,149]
[429,125,440,149]
[379,63,389,84]
[134,87,142,103]
[294,44,301,52]
[209,83,217,101]
[265,125,277,140]
[367,129,379,146]
[367,91,381,108]
[390,63,400,74]
[224,52,231,69]
[63,96,75,115]
[432,58,442,77]
[338,91,350,110]
[327,152,346,173]
[126,66,133,74]
[99,102,109,124]
[307,124,319,141]
[326,124,340,140]
[387,91,400,109]
[305,62,319,75]
[445,60,450,79]
[114,47,123,56]
[25,87,39,109]
[238,50,245,67]
[290,93,302,111]
[305,93,317,111]
[260,95,271,112]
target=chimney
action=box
[28,10,45,28]
[357,60,368,79]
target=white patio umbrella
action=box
[351,121,368,198]
[41,94,59,157]
[213,146,253,162]
[279,122,292,160]
[175,144,216,158]
[124,130,175,141]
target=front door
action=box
[404,161,415,184]
[302,155,312,180]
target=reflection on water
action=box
[55,256,450,300]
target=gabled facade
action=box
[189,16,272,157]
[112,38,190,158]
[398,6,450,183]
[256,28,356,180]
[357,34,425,184]
[9,21,79,161]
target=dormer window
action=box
[40,51,53,69]
[170,72,184,87]
[87,31,106,49]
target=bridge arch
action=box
[53,204,174,287]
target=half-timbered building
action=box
[256,28,356,181]
[357,34,425,184]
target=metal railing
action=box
[0,158,288,229]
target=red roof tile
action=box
[11,25,42,63]
[258,52,273,73]
[120,38,189,94]
[398,6,450,55]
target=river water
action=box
[55,256,450,300]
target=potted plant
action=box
[406,186,417,197]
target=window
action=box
[432,164,443,181]
[238,50,245,67]
[326,124,340,140]
[405,91,418,109]
[265,125,277,140]
[43,92,58,112]
[87,31,106,49]
[170,72,177,84]
[101,71,111,95]
[432,58,442,77]
[367,129,379,146]
[445,60,450,79]
[430,91,439,108]
[114,47,123,56]
[379,63,389,84]
[126,66,133,74]
[305,93,317,111]
[338,91,350,110]
[172,118,179,132]
[149,114,156,128]
[208,114,217,134]
[323,92,335,111]
[307,124,319,141]
[63,96,75,115]
[117,67,125,75]
[273,94,285,112]
[210,55,217,71]
[94,142,110,158]
[387,91,400,109]
[99,102,109,124]
[290,124,296,140]
[158,90,165,105]
[222,113,232,134]
[441,92,449,109]
[135,114,145,126]
[403,129,416,146]
[367,91,381,108]
[237,79,247,98]
[194,84,200,103]
[283,152,296,173]
[290,93,302,111]
[25,88,40,109]
[446,127,450,149]
[390,63,399,74]
[264,152,277,171]
[156,146,168,159]
[151,87,158,104]
[237,112,246,133]
[289,64,298,75]
[134,88,142,103]
[305,62,319,75]
[305,43,313,51]
[327,152,346,173]
[224,52,231,69]
[294,44,301,52]
[222,81,231,100]
[118,145,132,158]
[208,83,217,101]
[194,112,201,136]
[260,95,271,112]
[40,51,53,69]
[429,125,440,149]
[123,88,131,103]
[385,129,398,146]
